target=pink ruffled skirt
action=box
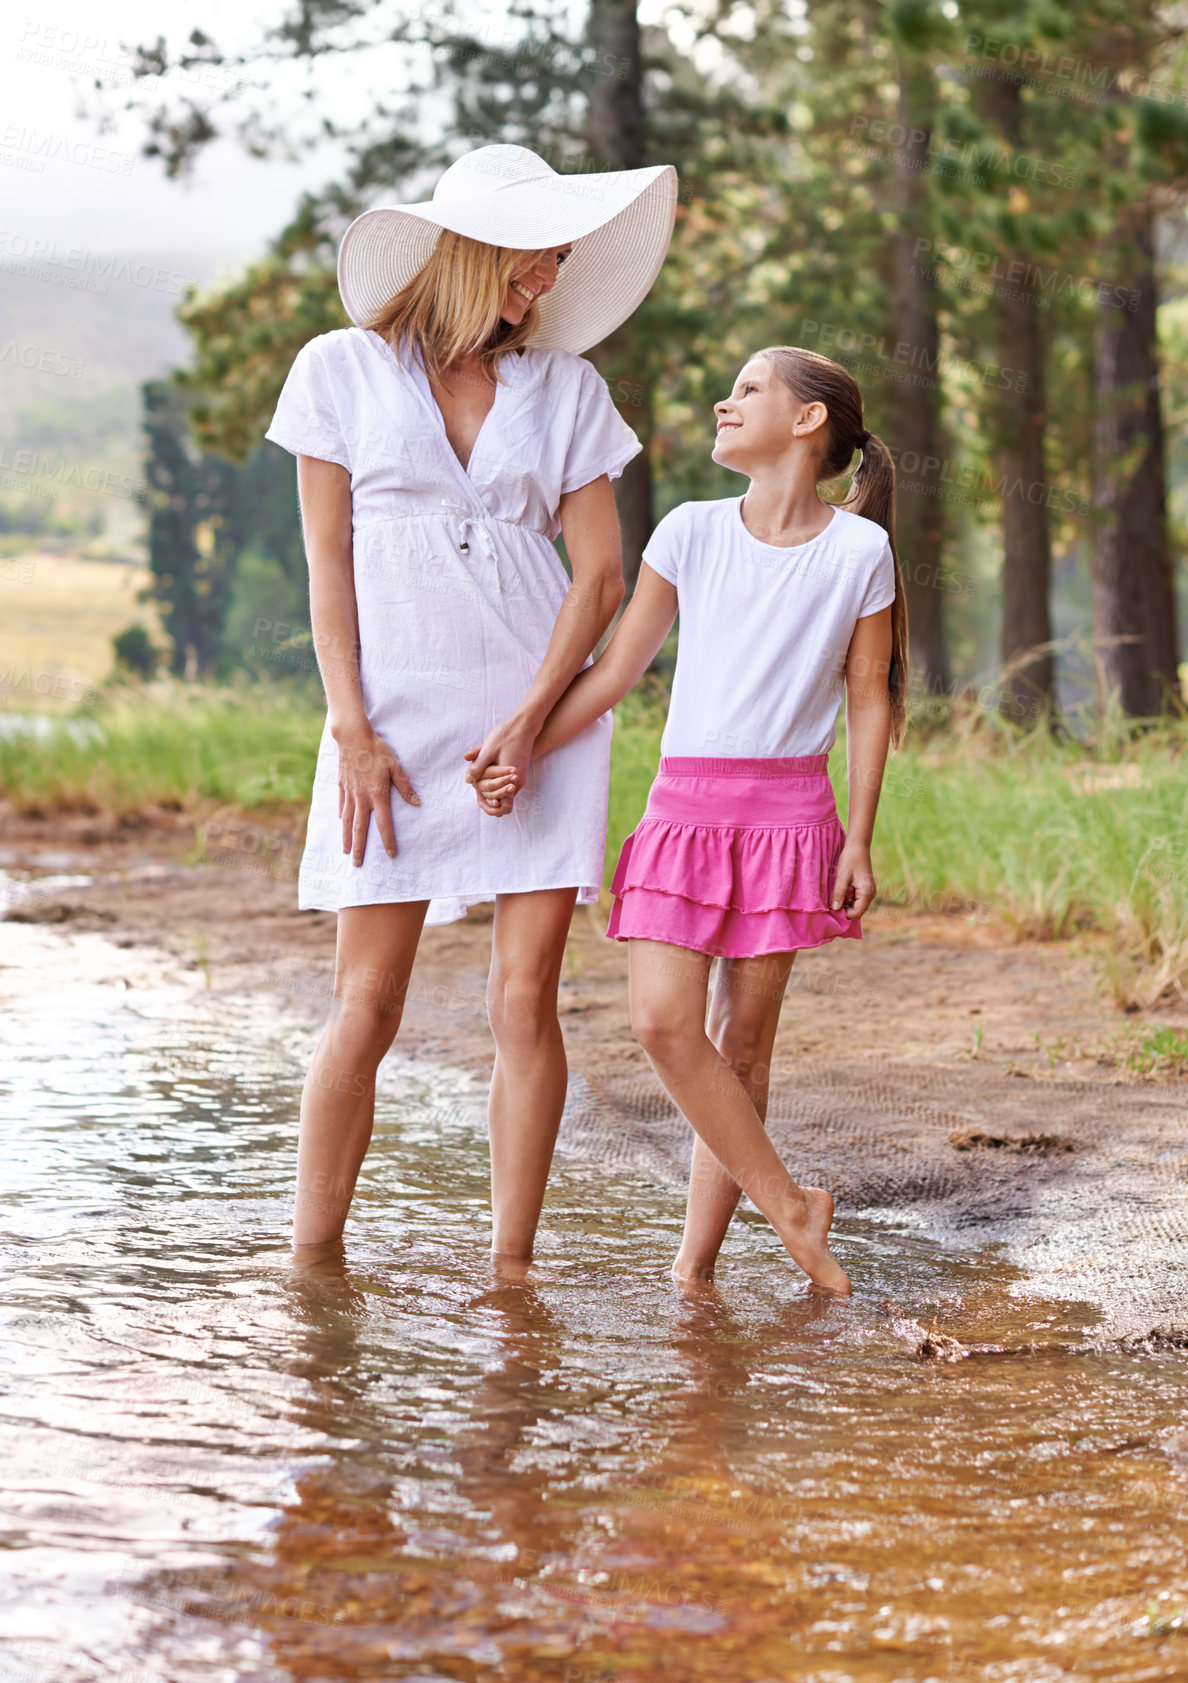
[605,755,862,959]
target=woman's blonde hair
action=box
[363,230,555,386]
[756,345,911,749]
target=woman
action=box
[264,142,678,1259]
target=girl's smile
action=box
[711,358,828,467]
[712,361,785,461]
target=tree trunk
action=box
[890,58,949,698]
[1092,207,1179,716]
[977,72,1053,724]
[584,0,652,591]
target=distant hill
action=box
[0,249,253,554]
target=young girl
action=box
[471,346,908,1297]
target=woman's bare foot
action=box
[771,1187,851,1296]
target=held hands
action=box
[831,839,877,920]
[335,725,419,864]
[463,718,535,818]
[468,760,521,816]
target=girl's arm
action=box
[833,605,893,918]
[298,455,420,866]
[463,474,626,791]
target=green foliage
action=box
[112,624,162,678]
[176,256,347,463]
[218,547,312,681]
[141,378,308,676]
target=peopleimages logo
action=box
[0,234,196,296]
[0,125,134,175]
[0,444,142,499]
[912,238,1140,313]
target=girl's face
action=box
[712,358,824,468]
[499,245,573,326]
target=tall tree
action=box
[889,40,950,697]
[1088,3,1187,717]
[1092,205,1177,714]
[584,0,651,588]
[971,64,1053,720]
[142,380,242,676]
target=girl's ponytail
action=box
[756,347,911,749]
[842,430,909,750]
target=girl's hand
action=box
[831,839,877,920]
[336,727,419,864]
[471,763,520,818]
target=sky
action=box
[0,0,372,272]
[0,0,690,279]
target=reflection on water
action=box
[1,921,1187,1681]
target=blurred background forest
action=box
[4,0,1188,1011]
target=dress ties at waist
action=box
[440,498,504,592]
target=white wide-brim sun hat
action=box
[337,143,678,356]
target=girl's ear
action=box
[795,400,829,439]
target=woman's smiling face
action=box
[499,245,574,326]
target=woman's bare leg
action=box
[629,940,850,1296]
[293,900,429,1250]
[675,951,796,1284]
[486,887,578,1259]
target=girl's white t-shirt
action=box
[642,496,896,759]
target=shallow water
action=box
[1,919,1187,1682]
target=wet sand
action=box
[5,800,1188,1681]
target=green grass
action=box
[844,713,1188,1009]
[0,678,324,813]
[1114,1025,1188,1078]
[607,683,667,875]
[4,680,1188,1012]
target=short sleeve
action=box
[639,504,687,587]
[264,337,351,470]
[858,534,896,616]
[559,357,643,495]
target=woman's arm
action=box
[470,563,677,812]
[297,455,420,866]
[833,605,893,918]
[463,473,626,790]
[533,562,677,757]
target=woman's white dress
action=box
[265,326,641,924]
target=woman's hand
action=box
[831,839,877,920]
[335,726,420,865]
[463,718,537,814]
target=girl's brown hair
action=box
[362,230,557,387]
[756,345,910,748]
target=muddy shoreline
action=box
[1,798,1167,1084]
[4,799,1188,1337]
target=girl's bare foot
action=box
[671,1259,719,1296]
[771,1187,851,1296]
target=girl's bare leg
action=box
[674,951,795,1285]
[486,887,578,1259]
[629,940,850,1296]
[293,900,429,1250]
